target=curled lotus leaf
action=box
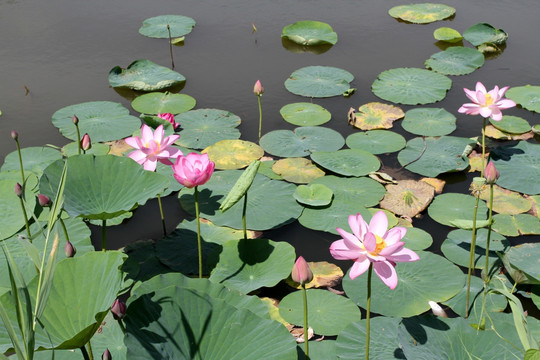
[281,20,338,46]
[433,27,462,43]
[479,185,532,215]
[380,180,435,218]
[272,158,325,184]
[108,59,186,91]
[286,261,343,289]
[350,102,404,130]
[463,23,508,47]
[388,3,456,24]
[203,139,264,170]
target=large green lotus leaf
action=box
[40,155,169,220]
[310,149,380,177]
[167,218,250,245]
[388,3,455,24]
[179,171,302,230]
[257,160,282,180]
[479,185,531,215]
[281,20,337,46]
[491,141,540,195]
[176,108,241,149]
[260,127,345,158]
[401,227,433,251]
[345,130,406,154]
[379,180,435,218]
[138,15,196,38]
[428,193,488,228]
[272,157,325,184]
[209,238,296,294]
[504,243,540,283]
[433,27,462,43]
[1,147,62,176]
[279,289,361,336]
[350,102,404,130]
[131,92,196,115]
[506,85,540,113]
[492,214,540,237]
[61,141,110,157]
[124,285,297,360]
[108,59,185,91]
[51,101,141,142]
[293,183,333,207]
[285,66,354,98]
[398,315,522,359]
[343,252,464,317]
[280,102,331,126]
[0,172,38,240]
[298,340,336,360]
[402,108,456,136]
[311,176,385,207]
[154,161,181,197]
[372,68,452,105]
[203,139,264,170]
[425,47,484,75]
[335,317,403,360]
[490,115,531,134]
[441,228,510,269]
[463,23,508,47]
[397,136,475,177]
[121,239,173,284]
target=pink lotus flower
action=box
[253,80,264,96]
[291,256,314,285]
[484,161,500,184]
[125,124,182,171]
[458,82,516,121]
[330,211,419,289]
[158,113,180,130]
[171,153,215,188]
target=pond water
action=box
[1,0,539,263]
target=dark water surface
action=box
[1,0,539,258]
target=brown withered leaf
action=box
[286,261,343,289]
[351,102,404,130]
[380,180,435,218]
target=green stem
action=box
[302,284,309,360]
[167,24,175,70]
[86,341,94,360]
[481,117,486,177]
[59,217,70,243]
[366,263,372,360]
[257,95,262,140]
[465,194,480,318]
[157,194,167,237]
[195,186,202,278]
[15,138,25,184]
[101,220,107,251]
[242,194,248,240]
[484,184,494,280]
[75,123,82,155]
[18,196,32,240]
[80,345,90,360]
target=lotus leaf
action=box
[505,85,540,113]
[257,159,282,180]
[463,23,508,47]
[310,176,385,207]
[433,27,462,43]
[281,20,338,46]
[108,59,186,91]
[0,172,38,240]
[425,47,484,75]
[490,115,531,134]
[479,185,532,215]
[293,183,333,207]
[428,193,488,228]
[285,66,354,98]
[299,341,336,360]
[1,147,62,176]
[286,261,343,289]
[203,139,263,170]
[484,125,533,141]
[138,15,196,38]
[401,107,456,136]
[259,126,344,157]
[299,199,371,235]
[372,68,452,105]
[345,130,406,154]
[349,102,404,130]
[61,141,110,157]
[388,3,455,24]
[492,214,540,237]
[491,141,540,195]
[401,227,433,250]
[272,157,325,184]
[421,177,445,194]
[176,108,241,149]
[310,149,380,177]
[131,92,196,115]
[379,179,435,218]
[280,102,331,126]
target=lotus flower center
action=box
[484,93,494,106]
[373,234,387,255]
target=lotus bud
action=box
[291,256,313,285]
[111,298,126,320]
[428,301,448,318]
[102,348,112,360]
[14,183,23,197]
[72,115,79,124]
[158,113,179,130]
[484,161,499,185]
[37,194,51,207]
[253,80,264,96]
[65,241,76,258]
[11,130,18,140]
[81,133,92,151]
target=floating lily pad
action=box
[293,183,333,206]
[345,130,406,154]
[343,251,464,317]
[131,92,196,115]
[272,157,325,184]
[281,20,338,46]
[108,59,186,91]
[428,193,488,228]
[310,149,380,177]
[380,179,435,218]
[52,101,141,142]
[425,47,484,75]
[260,127,344,158]
[286,261,343,289]
[311,176,385,208]
[402,227,433,251]
[388,3,456,24]
[505,85,540,113]
[279,289,361,336]
[0,173,38,240]
[1,146,62,176]
[479,185,532,215]
[489,115,531,134]
[257,159,282,180]
[139,15,196,38]
[175,109,241,149]
[433,27,462,43]
[350,102,404,130]
[280,102,331,126]
[491,141,540,195]
[484,124,533,141]
[285,66,354,98]
[398,136,475,177]
[372,68,452,105]
[492,214,540,237]
[504,243,540,283]
[463,23,508,47]
[203,139,263,170]
[402,108,456,136]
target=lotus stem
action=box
[465,194,480,318]
[13,135,25,184]
[481,117,486,177]
[101,219,107,251]
[302,283,309,359]
[257,95,263,140]
[86,341,94,360]
[366,263,372,360]
[195,186,202,278]
[167,24,175,70]
[157,194,167,237]
[17,193,32,240]
[75,123,82,155]
[484,183,495,280]
[80,345,91,360]
[59,218,70,243]
[242,194,248,240]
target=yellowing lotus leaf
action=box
[479,185,532,215]
[351,102,405,130]
[286,261,343,289]
[272,158,325,184]
[380,179,435,218]
[107,139,133,156]
[529,195,540,218]
[420,177,445,194]
[485,125,534,141]
[260,297,291,326]
[467,150,487,172]
[203,139,264,170]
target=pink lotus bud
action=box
[81,133,92,151]
[65,241,76,257]
[111,298,126,320]
[102,348,112,360]
[484,161,499,184]
[291,256,313,285]
[14,183,23,197]
[158,113,179,130]
[11,130,18,140]
[253,80,264,96]
[72,115,79,124]
[37,194,51,207]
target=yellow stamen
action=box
[484,93,494,106]
[372,234,387,255]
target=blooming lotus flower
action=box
[330,211,419,289]
[158,113,179,130]
[171,153,215,188]
[458,82,516,121]
[125,124,182,171]
[291,256,313,285]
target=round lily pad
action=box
[379,179,435,218]
[343,251,464,317]
[489,115,531,134]
[463,23,508,47]
[310,149,380,177]
[479,185,532,215]
[425,47,484,75]
[492,214,540,237]
[285,66,354,98]
[434,27,462,43]
[260,127,344,158]
[281,20,338,46]
[402,227,433,251]
[505,85,540,113]
[280,102,331,126]
[272,158,325,184]
[401,108,456,136]
[279,289,361,336]
[388,3,456,24]
[484,125,533,141]
[428,193,488,228]
[203,139,263,170]
[175,109,241,149]
[345,130,406,154]
[108,60,186,91]
[349,102,404,130]
[293,183,333,206]
[491,141,540,195]
[52,101,142,142]
[139,15,196,38]
[131,92,196,115]
[1,147,62,176]
[372,68,452,105]
[397,136,475,177]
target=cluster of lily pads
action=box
[1,3,540,360]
